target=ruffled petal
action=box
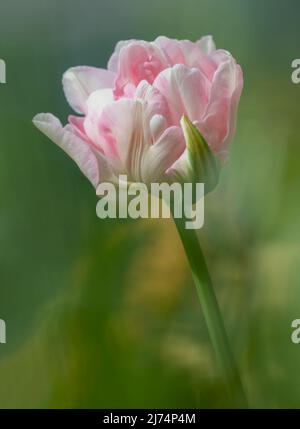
[62,66,115,114]
[135,80,170,124]
[198,59,243,153]
[154,36,216,77]
[141,126,185,183]
[33,113,110,186]
[196,35,216,55]
[154,64,211,125]
[107,39,136,72]
[113,41,168,98]
[154,36,186,64]
[98,99,151,181]
[83,88,114,147]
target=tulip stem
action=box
[172,215,248,407]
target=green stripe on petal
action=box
[180,115,220,194]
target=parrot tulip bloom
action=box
[33,37,247,403]
[33,36,243,191]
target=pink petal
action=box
[97,97,182,183]
[113,41,168,98]
[198,60,243,153]
[154,64,211,125]
[154,36,186,64]
[33,113,110,187]
[107,39,136,73]
[68,115,102,153]
[141,126,185,183]
[83,88,114,147]
[154,36,216,77]
[68,115,88,140]
[224,64,243,147]
[196,35,216,54]
[98,99,150,180]
[62,66,116,114]
[135,80,169,123]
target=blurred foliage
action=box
[0,0,300,408]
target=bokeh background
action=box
[0,0,300,408]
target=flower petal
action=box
[83,88,114,147]
[113,41,168,98]
[154,36,215,77]
[62,66,115,114]
[141,126,185,183]
[196,35,216,55]
[98,99,151,181]
[149,114,167,141]
[154,36,186,64]
[198,59,243,153]
[224,64,243,148]
[33,113,109,187]
[135,80,169,123]
[107,39,136,72]
[154,64,211,125]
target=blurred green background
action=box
[1,0,300,408]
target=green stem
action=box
[172,215,248,407]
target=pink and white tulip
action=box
[33,36,243,190]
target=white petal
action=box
[84,88,114,145]
[141,126,185,183]
[33,113,104,187]
[149,114,167,141]
[62,66,115,114]
[135,80,169,122]
[99,99,151,181]
[196,35,216,54]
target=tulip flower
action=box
[33,36,246,405]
